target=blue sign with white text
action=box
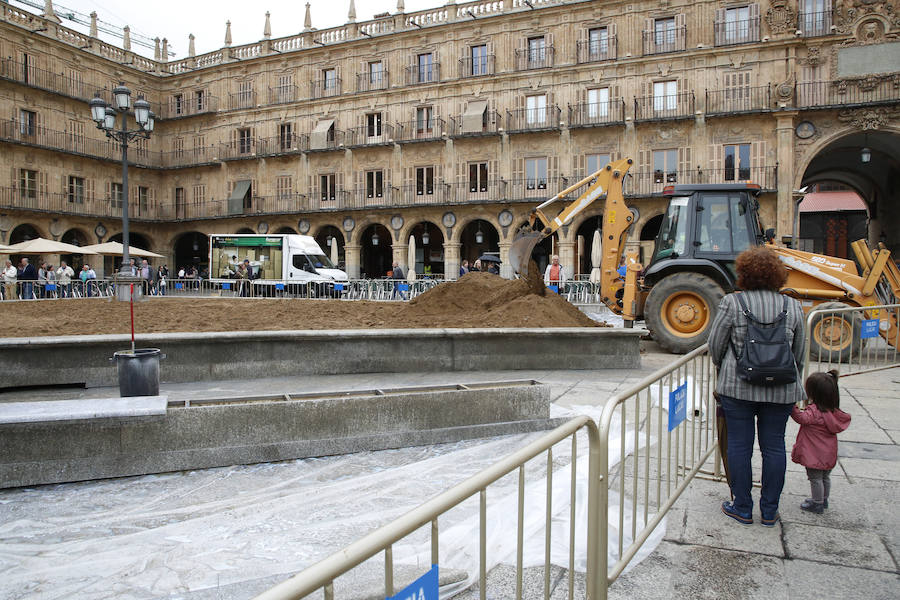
[398,283,410,292]
[861,319,880,339]
[334,283,344,291]
[275,283,285,291]
[222,282,231,290]
[386,564,438,600]
[175,282,184,290]
[668,382,687,432]
[548,285,559,294]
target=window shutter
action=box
[678,147,692,183]
[675,14,686,50]
[549,155,559,180]
[708,144,723,179]
[149,188,156,211]
[513,157,524,182]
[749,4,760,41]
[39,172,48,198]
[638,150,650,179]
[546,32,554,65]
[61,174,67,197]
[386,168,392,192]
[752,141,766,171]
[715,8,726,45]
[86,179,94,201]
[576,153,585,178]
[337,172,344,194]
[644,18,654,52]
[608,23,618,59]
[105,181,111,200]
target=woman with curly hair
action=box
[708,246,806,527]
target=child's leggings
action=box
[806,467,831,503]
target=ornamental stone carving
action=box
[765,0,796,35]
[836,106,897,129]
[834,0,900,36]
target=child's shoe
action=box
[800,499,825,514]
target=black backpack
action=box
[731,294,797,386]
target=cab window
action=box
[696,193,752,254]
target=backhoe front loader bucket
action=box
[508,229,545,277]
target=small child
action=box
[791,370,851,513]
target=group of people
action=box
[709,246,851,526]
[458,258,500,277]
[1,257,99,300]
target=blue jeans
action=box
[720,395,793,520]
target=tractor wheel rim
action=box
[815,316,852,350]
[661,291,710,337]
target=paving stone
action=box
[783,559,900,600]
[838,457,900,481]
[783,523,895,571]
[679,507,785,557]
[670,545,787,600]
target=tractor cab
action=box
[644,183,764,291]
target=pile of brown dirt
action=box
[0,273,601,338]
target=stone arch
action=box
[9,223,44,244]
[274,225,297,234]
[314,224,344,268]
[172,231,209,273]
[404,220,444,275]
[235,227,255,234]
[358,222,392,278]
[459,218,500,267]
[60,228,91,271]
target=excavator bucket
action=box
[508,229,545,276]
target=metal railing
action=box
[795,79,900,109]
[515,46,555,70]
[395,118,446,142]
[634,92,695,121]
[268,85,300,105]
[356,71,390,92]
[706,85,772,115]
[310,79,342,99]
[448,111,502,136]
[405,63,441,85]
[576,38,617,63]
[253,345,718,600]
[505,106,562,132]
[160,94,219,119]
[624,166,777,196]
[459,54,495,78]
[713,17,760,46]
[803,304,900,378]
[568,100,626,127]
[228,91,257,110]
[345,124,396,147]
[798,11,833,37]
[642,27,686,55]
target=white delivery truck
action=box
[209,234,349,297]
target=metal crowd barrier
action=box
[253,345,718,600]
[803,303,900,378]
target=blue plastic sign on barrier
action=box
[46,283,57,291]
[175,282,184,290]
[548,285,559,294]
[386,564,438,600]
[275,283,285,291]
[668,382,687,432]
[398,283,410,292]
[222,282,231,290]
[861,319,880,339]
[334,283,344,291]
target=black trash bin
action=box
[113,348,161,397]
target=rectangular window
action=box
[471,44,488,75]
[238,128,252,154]
[239,80,253,105]
[654,17,676,50]
[19,109,36,136]
[525,158,548,190]
[366,170,384,198]
[588,27,609,59]
[276,175,292,200]
[587,88,610,119]
[22,52,32,84]
[416,166,434,196]
[724,144,752,181]
[469,162,489,193]
[653,149,678,184]
[68,119,84,151]
[195,89,206,111]
[192,183,206,205]
[724,6,751,44]
[194,135,206,158]
[19,169,37,199]
[526,94,547,126]
[586,153,611,176]
[417,53,433,83]
[174,137,184,158]
[367,113,383,138]
[111,182,124,208]
[320,174,336,202]
[279,123,293,151]
[416,106,433,135]
[528,36,546,65]
[173,93,183,115]
[175,187,185,216]
[801,0,831,36]
[653,81,678,112]
[68,176,85,204]
[369,61,384,84]
[137,186,149,215]
[323,68,337,90]
[277,74,293,103]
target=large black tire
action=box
[645,273,725,354]
[808,302,863,363]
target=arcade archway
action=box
[315,225,344,269]
[409,221,443,275]
[460,219,500,268]
[173,232,209,274]
[360,224,391,278]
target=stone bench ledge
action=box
[0,396,167,425]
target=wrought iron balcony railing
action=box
[459,55,495,78]
[344,124,396,147]
[356,71,390,92]
[256,134,309,155]
[713,17,760,46]
[634,92,695,121]
[576,38,617,63]
[268,85,299,105]
[624,166,777,196]
[310,78,342,99]
[515,46,555,70]
[0,186,161,220]
[228,90,257,110]
[405,62,441,85]
[160,94,219,119]
[705,85,771,115]
[448,110,502,137]
[0,57,96,101]
[798,11,834,37]
[395,118,446,142]
[642,27,686,55]
[505,106,562,132]
[347,186,396,209]
[567,100,626,127]
[795,79,900,109]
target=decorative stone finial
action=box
[303,3,313,32]
[154,37,161,60]
[188,33,195,57]
[89,12,98,37]
[263,11,271,39]
[397,0,405,14]
[161,38,168,62]
[224,20,232,47]
[348,0,356,23]
[123,25,131,51]
[43,0,61,24]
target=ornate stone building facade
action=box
[1,0,898,278]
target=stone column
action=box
[774,111,798,240]
[557,240,576,279]
[344,243,361,279]
[444,241,460,280]
[498,240,513,278]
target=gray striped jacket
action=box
[708,289,806,404]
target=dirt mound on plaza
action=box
[1,273,601,338]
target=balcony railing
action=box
[624,166,777,196]
[0,186,161,220]
[160,146,218,168]
[395,183,446,206]
[347,186,395,209]
[459,55,495,78]
[798,11,833,37]
[576,38,617,63]
[405,63,441,85]
[705,85,771,115]
[160,94,219,119]
[0,118,131,163]
[395,118,446,142]
[515,46,555,70]
[507,176,565,201]
[219,139,260,160]
[442,180,502,204]
[345,124,396,147]
[634,92,695,121]
[505,106,562,132]
[642,27,686,55]
[795,79,900,109]
[356,71,390,92]
[448,110,502,137]
[256,134,309,156]
[307,128,347,151]
[310,78,342,99]
[0,57,96,101]
[568,100,626,127]
[228,91,257,110]
[268,85,299,105]
[713,17,760,46]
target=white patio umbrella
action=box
[589,229,602,284]
[5,238,98,255]
[0,243,13,253]
[330,237,339,267]
[79,241,164,258]
[407,235,417,282]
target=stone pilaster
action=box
[774,110,798,240]
[344,243,361,279]
[443,241,460,279]
[557,240,576,279]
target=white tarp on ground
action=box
[0,404,665,599]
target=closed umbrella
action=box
[6,238,98,255]
[330,237,339,267]
[79,241,164,258]
[407,235,417,282]
[589,229,602,284]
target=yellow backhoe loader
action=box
[509,158,900,355]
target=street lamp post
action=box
[89,83,154,300]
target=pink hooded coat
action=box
[791,403,851,470]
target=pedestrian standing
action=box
[3,259,17,300]
[56,261,74,298]
[18,258,37,300]
[459,259,469,278]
